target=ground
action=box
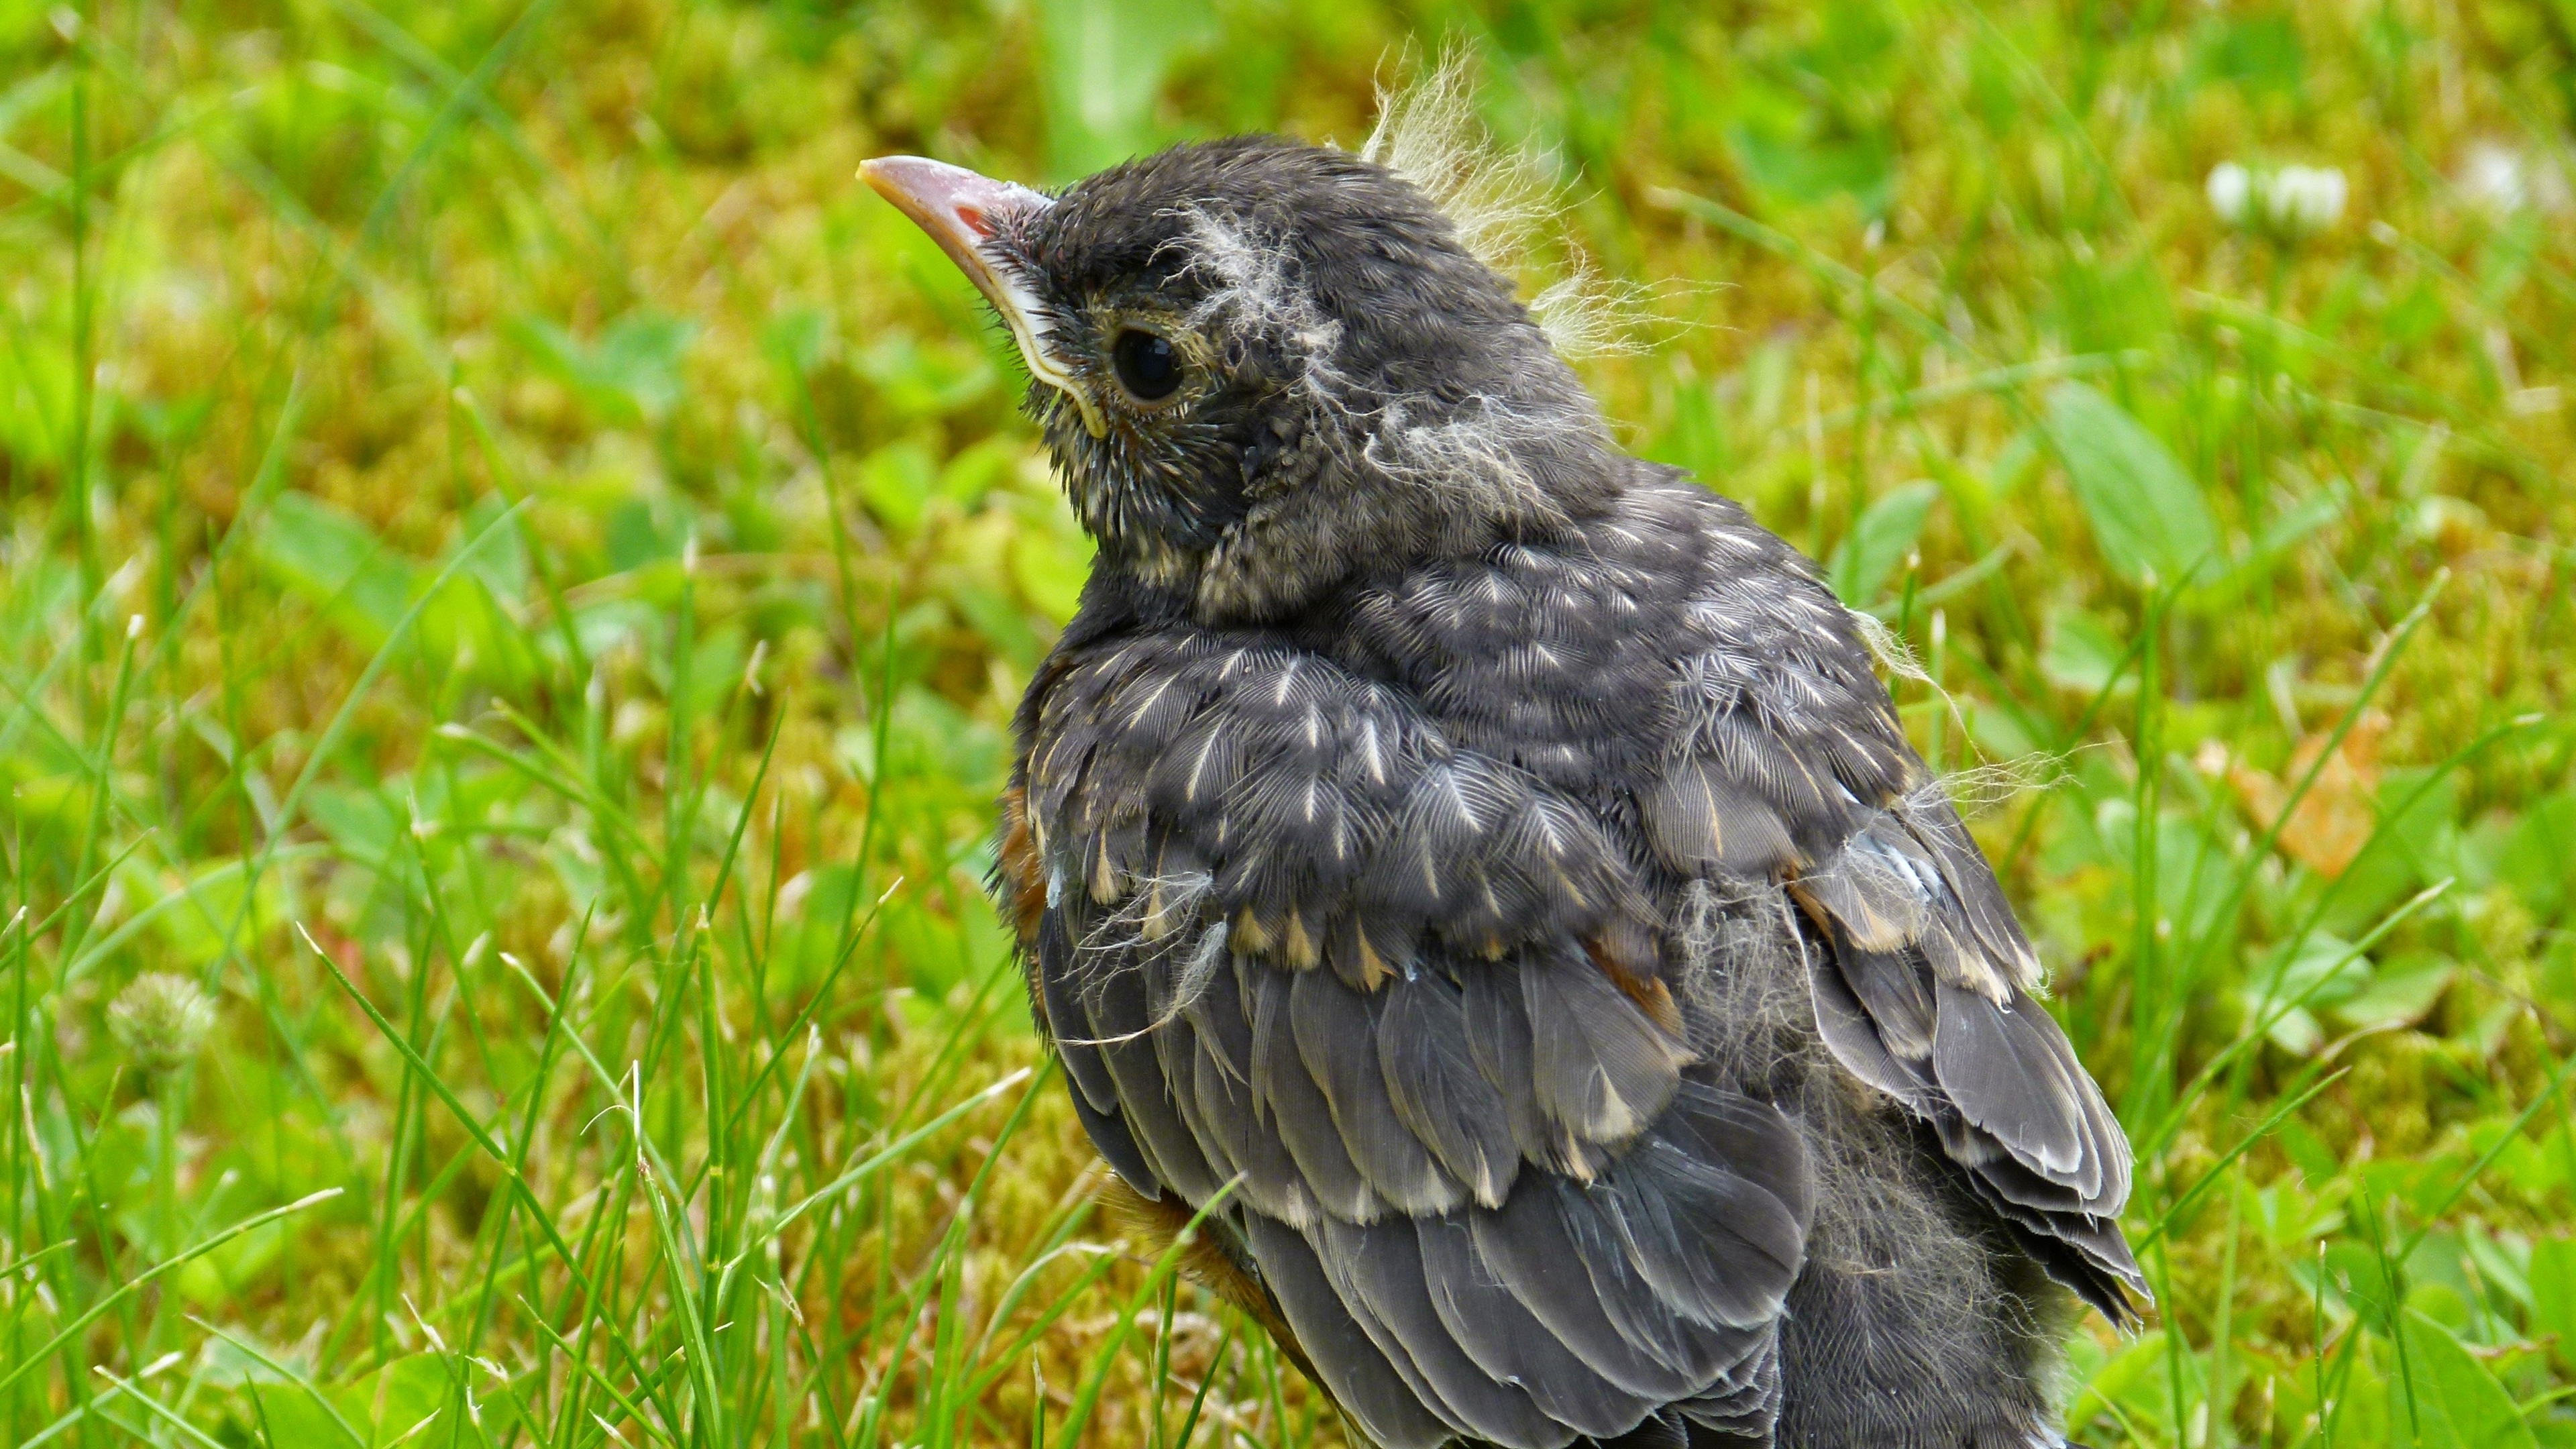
[1,1,2573,1445]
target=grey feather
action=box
[1289,965,1466,1214]
[1605,1085,1813,1330]
[1244,962,1384,1222]
[1931,978,2088,1183]
[1038,926,1122,1114]
[1468,1173,1743,1399]
[1415,1214,1663,1436]
[1902,801,2043,985]
[1083,954,1225,1204]
[1181,955,1313,1224]
[1836,945,1937,1063]
[1458,959,1587,1176]
[1377,975,1521,1205]
[1523,953,1686,1148]
[1315,1214,1576,1446]
[1642,756,1799,878]
[1806,947,1935,1112]
[1245,1212,1456,1449]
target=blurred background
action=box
[1,1,2573,1444]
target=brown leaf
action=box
[2225,714,2386,878]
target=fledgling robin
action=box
[865,83,2143,1449]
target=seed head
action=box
[109,972,216,1079]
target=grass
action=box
[0,0,2572,1444]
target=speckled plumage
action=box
[879,131,2142,1449]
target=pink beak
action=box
[861,156,1102,435]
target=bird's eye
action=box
[1111,329,1183,402]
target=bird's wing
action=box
[1789,800,2145,1319]
[1638,490,2145,1321]
[1009,629,1813,1449]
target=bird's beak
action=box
[859,156,1104,436]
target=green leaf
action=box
[305,783,402,872]
[766,304,831,376]
[248,1354,448,1448]
[2239,931,2370,1055]
[2038,605,2133,697]
[857,332,996,419]
[938,437,1022,511]
[0,329,71,470]
[2398,1309,2540,1448]
[605,496,684,573]
[2332,958,2456,1033]
[510,309,698,425]
[858,439,938,535]
[2065,1328,2192,1438]
[781,863,863,992]
[173,1217,288,1307]
[2500,792,2576,920]
[2328,1238,2405,1334]
[450,494,531,602]
[2042,382,2220,588]
[2198,13,2307,94]
[945,580,1042,669]
[1719,17,1902,219]
[250,1381,362,1449]
[254,493,420,648]
[1729,126,1897,216]
[883,890,1013,997]
[1035,0,1218,179]
[1827,481,1938,604]
[1646,376,1731,481]
[2532,1237,2576,1375]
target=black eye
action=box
[1112,329,1183,401]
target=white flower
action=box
[2462,144,2529,214]
[2460,143,2570,216]
[2267,166,2347,234]
[2206,162,2347,239]
[2206,162,2253,225]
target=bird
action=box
[861,80,2143,1449]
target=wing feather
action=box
[1653,499,2144,1324]
[1289,966,1467,1215]
[1315,1214,1575,1446]
[1179,950,1315,1225]
[1415,1215,1662,1436]
[1931,977,2090,1185]
[1460,960,1597,1177]
[1471,1176,1713,1396]
[1524,952,1689,1148]
[1792,799,2145,1320]
[1605,1084,1815,1330]
[1377,976,1521,1206]
[1034,921,1163,1196]
[1244,1212,1456,1449]
[1020,609,1820,1445]
[1244,961,1385,1221]
[1083,951,1226,1205]
[1016,501,2000,1443]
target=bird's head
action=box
[863,136,1615,623]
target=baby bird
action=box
[865,111,2141,1449]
